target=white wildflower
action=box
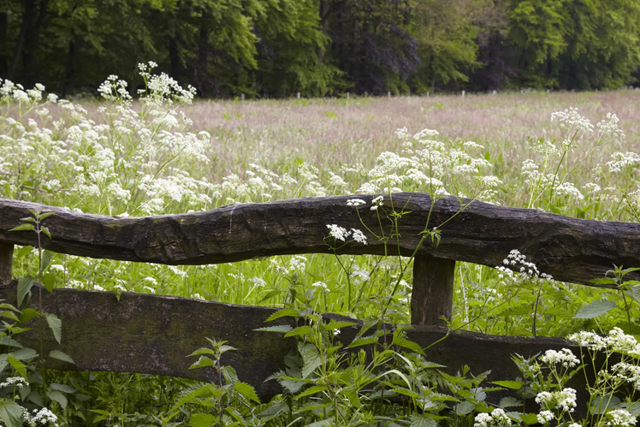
[540,348,579,368]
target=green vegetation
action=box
[1,66,640,425]
[3,0,640,97]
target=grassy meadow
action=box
[4,84,640,337]
[3,71,640,425]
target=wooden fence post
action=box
[0,243,13,287]
[411,255,455,327]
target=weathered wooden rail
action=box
[0,193,638,401]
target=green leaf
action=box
[19,308,38,323]
[324,320,357,330]
[50,382,76,393]
[6,355,27,379]
[296,385,328,399]
[49,350,75,365]
[10,224,35,232]
[590,395,622,414]
[0,311,19,322]
[491,380,524,390]
[347,336,378,348]
[454,401,475,415]
[392,337,425,355]
[234,381,260,403]
[188,347,216,357]
[299,343,322,379]
[265,308,299,322]
[47,390,68,409]
[12,347,37,361]
[589,277,617,285]
[189,413,217,427]
[0,304,20,313]
[37,212,55,221]
[39,250,54,277]
[500,396,522,408]
[409,413,438,427]
[40,226,52,239]
[46,313,62,344]
[0,401,24,427]
[574,299,617,319]
[284,325,314,338]
[17,276,35,307]
[254,325,293,334]
[171,384,213,411]
[520,413,539,425]
[189,356,214,369]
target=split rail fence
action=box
[0,192,639,400]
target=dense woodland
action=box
[2,0,640,98]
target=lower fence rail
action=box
[0,281,592,413]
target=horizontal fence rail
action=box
[1,193,639,287]
[0,281,588,405]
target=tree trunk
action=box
[62,32,75,97]
[22,0,49,84]
[0,12,7,75]
[7,0,36,80]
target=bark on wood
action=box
[411,256,455,326]
[0,243,12,287]
[0,281,588,405]
[1,193,639,287]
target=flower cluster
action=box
[535,388,577,413]
[567,328,640,355]
[326,224,368,245]
[540,348,579,368]
[473,408,512,427]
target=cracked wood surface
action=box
[1,193,639,286]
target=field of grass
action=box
[2,70,640,425]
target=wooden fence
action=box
[0,192,638,400]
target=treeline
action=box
[2,0,640,98]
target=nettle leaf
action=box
[296,384,328,399]
[392,337,425,355]
[39,250,54,277]
[46,313,62,344]
[265,308,299,322]
[189,356,214,369]
[520,413,539,425]
[47,390,68,409]
[324,320,357,330]
[9,224,35,232]
[189,413,217,427]
[574,299,617,319]
[0,401,23,427]
[589,277,617,285]
[590,395,622,414]
[500,396,522,408]
[492,380,524,390]
[284,325,314,338]
[234,381,260,403]
[188,347,216,357]
[347,336,378,348]
[12,347,37,361]
[17,276,35,307]
[50,382,77,393]
[454,401,475,415]
[299,343,322,379]
[49,350,75,365]
[6,355,27,379]
[255,325,293,334]
[409,413,438,427]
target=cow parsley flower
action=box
[474,408,512,427]
[540,348,579,368]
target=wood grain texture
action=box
[411,256,455,326]
[1,193,639,286]
[0,242,12,287]
[0,281,587,405]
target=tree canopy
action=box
[1,0,639,97]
